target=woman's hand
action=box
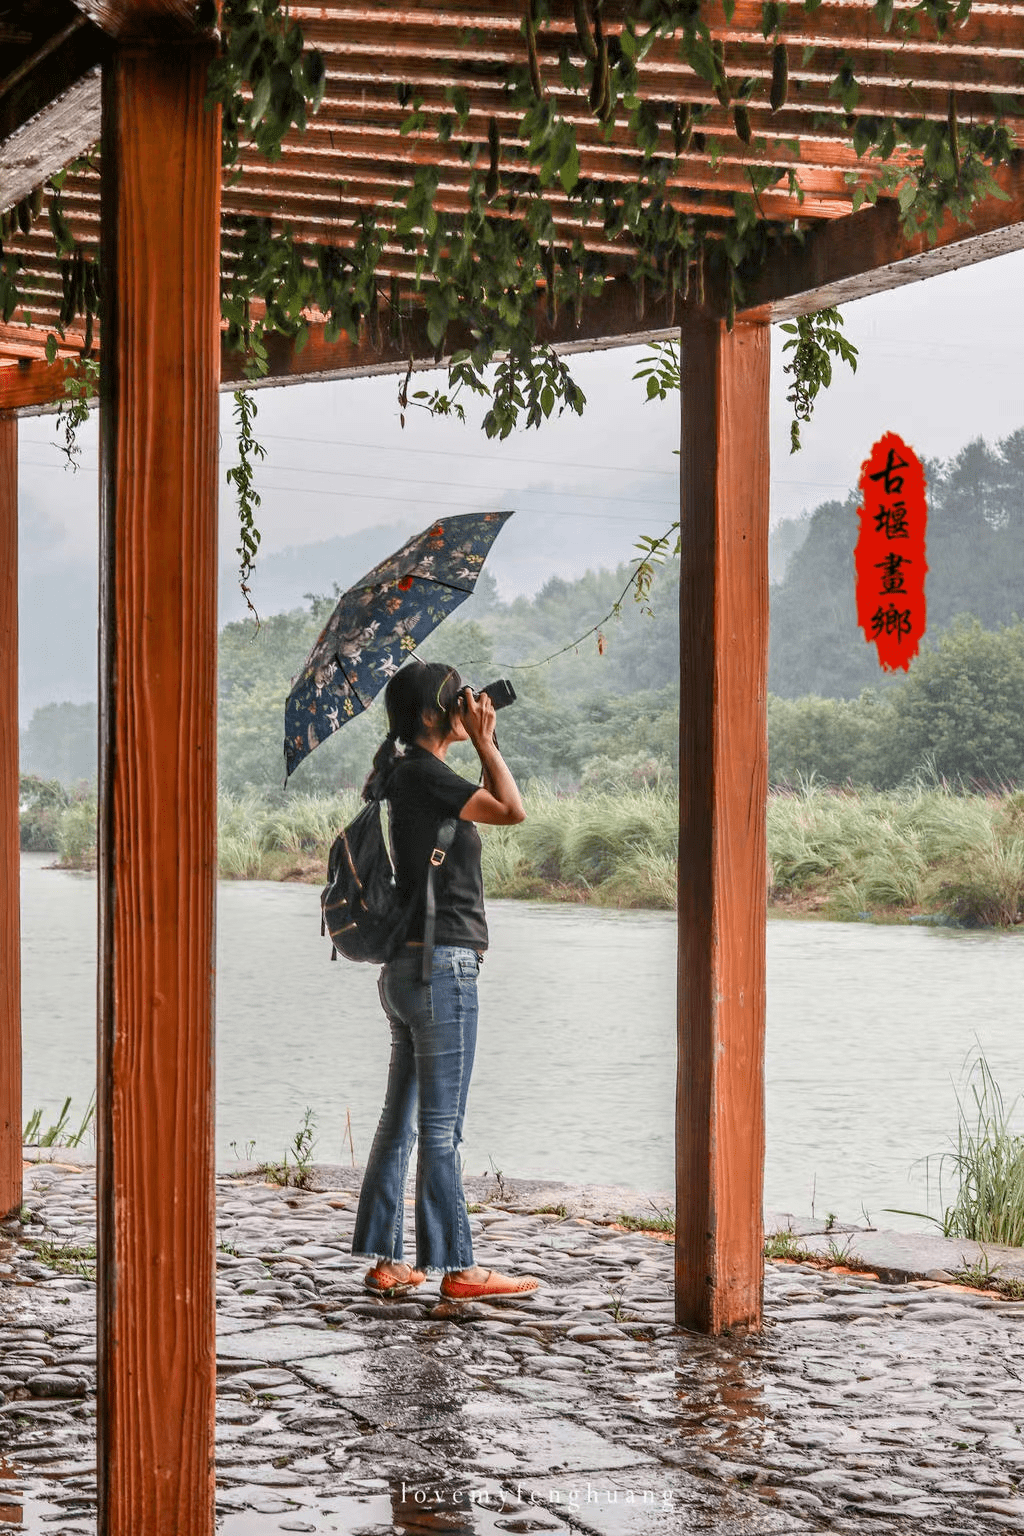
[457,690,525,826]
[460,689,496,750]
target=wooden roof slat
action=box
[225,152,861,205]
[306,86,1018,149]
[304,21,1024,95]
[295,0,1024,58]
[276,86,936,168]
[245,142,884,195]
[266,99,922,176]
[254,119,871,192]
[307,66,1022,127]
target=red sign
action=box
[855,432,928,672]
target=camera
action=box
[459,679,516,711]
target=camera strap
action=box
[421,817,458,984]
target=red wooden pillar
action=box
[676,312,770,1334]
[0,415,21,1221]
[97,43,220,1536]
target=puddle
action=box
[0,1457,93,1530]
[670,1352,768,1454]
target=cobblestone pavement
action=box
[1,1162,1023,1535]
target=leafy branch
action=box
[224,390,266,624]
[54,357,100,469]
[0,0,1013,600]
[781,309,859,453]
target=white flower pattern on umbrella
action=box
[284,510,513,778]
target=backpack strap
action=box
[421,817,458,984]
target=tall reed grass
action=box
[37,780,1024,922]
[767,783,1024,925]
[480,785,677,908]
[926,1054,1024,1248]
[217,790,360,880]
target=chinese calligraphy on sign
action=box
[855,432,928,672]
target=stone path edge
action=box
[22,1148,1024,1287]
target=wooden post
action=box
[676,311,770,1334]
[0,415,21,1221]
[97,43,220,1536]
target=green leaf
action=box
[250,70,272,126]
[559,140,580,194]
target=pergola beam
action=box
[0,275,679,410]
[738,156,1024,321]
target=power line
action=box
[17,453,855,497]
[217,458,679,508]
[17,460,675,516]
[225,481,668,519]
[220,427,679,479]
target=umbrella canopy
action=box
[284,509,513,778]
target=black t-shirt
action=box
[387,746,488,952]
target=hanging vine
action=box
[0,0,1016,594]
[224,389,266,624]
[199,0,1012,445]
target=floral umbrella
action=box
[284,509,513,778]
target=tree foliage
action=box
[770,621,1024,792]
[770,430,1024,700]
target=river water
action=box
[19,852,1024,1228]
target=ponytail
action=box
[362,729,400,802]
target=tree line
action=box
[19,426,1024,802]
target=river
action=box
[19,852,1024,1229]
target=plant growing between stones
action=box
[485,1158,513,1204]
[823,1231,860,1266]
[763,1227,818,1262]
[615,1208,675,1235]
[30,1238,97,1280]
[258,1107,318,1189]
[22,1093,96,1149]
[607,1281,639,1322]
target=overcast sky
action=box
[17,244,1024,610]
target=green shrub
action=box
[57,799,97,869]
[19,774,70,852]
[592,843,676,909]
[927,835,1024,927]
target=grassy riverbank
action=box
[28,783,1024,925]
[206,781,1024,923]
[213,785,679,908]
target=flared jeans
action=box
[352,946,478,1273]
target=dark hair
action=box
[362,660,463,800]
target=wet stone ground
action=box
[1,1164,1023,1535]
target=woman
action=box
[352,659,539,1300]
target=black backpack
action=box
[321,794,457,977]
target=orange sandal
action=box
[364,1262,426,1298]
[439,1269,540,1300]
